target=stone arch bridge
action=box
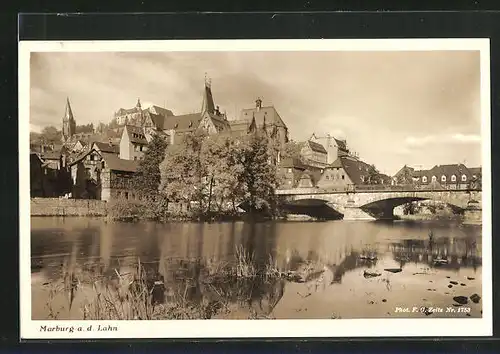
[276,187,482,222]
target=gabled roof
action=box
[334,138,347,151]
[148,105,174,117]
[162,113,202,131]
[304,140,327,154]
[124,125,148,144]
[239,105,287,129]
[101,152,139,173]
[335,156,372,185]
[279,157,307,169]
[469,167,482,175]
[93,141,120,154]
[41,151,61,160]
[207,113,231,132]
[300,168,323,186]
[426,164,472,178]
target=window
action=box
[287,168,292,173]
[451,175,456,182]
[431,176,437,182]
[140,145,143,151]
[101,161,105,169]
[125,192,129,199]
[134,157,137,161]
[90,154,94,161]
[441,175,446,182]
[461,174,467,182]
[288,180,292,185]
[422,176,428,183]
[342,175,345,180]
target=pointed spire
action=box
[247,113,257,134]
[64,97,74,121]
[136,97,142,109]
[201,75,215,115]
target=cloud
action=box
[405,133,481,147]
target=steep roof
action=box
[148,105,174,117]
[337,156,372,185]
[93,141,120,154]
[201,83,216,115]
[300,167,323,186]
[124,125,148,144]
[239,105,287,129]
[305,140,327,154]
[41,151,61,160]
[63,97,75,121]
[334,138,347,151]
[469,167,482,176]
[101,152,139,172]
[394,165,415,178]
[162,113,202,131]
[426,164,472,178]
[279,157,307,169]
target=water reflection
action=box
[31,217,482,319]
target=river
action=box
[30,217,482,320]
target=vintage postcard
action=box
[19,39,491,339]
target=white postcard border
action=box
[19,38,492,339]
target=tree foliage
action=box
[132,133,168,199]
[280,140,304,161]
[75,123,95,134]
[366,164,382,185]
[159,130,279,216]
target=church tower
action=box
[62,97,76,143]
[201,74,216,115]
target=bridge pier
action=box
[463,200,482,225]
[342,205,376,221]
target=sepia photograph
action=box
[19,39,491,338]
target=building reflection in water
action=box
[31,217,483,318]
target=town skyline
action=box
[30,50,482,175]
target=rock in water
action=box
[470,294,481,304]
[364,270,381,278]
[467,277,475,281]
[453,296,469,305]
[384,268,402,273]
[450,281,459,285]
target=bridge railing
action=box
[276,184,481,195]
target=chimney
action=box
[216,105,220,115]
[256,97,262,111]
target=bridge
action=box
[276,186,482,223]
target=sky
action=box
[29,50,482,175]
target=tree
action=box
[366,164,382,185]
[160,131,207,211]
[132,134,168,199]
[239,132,279,214]
[280,140,304,161]
[200,135,245,214]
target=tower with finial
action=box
[255,97,262,111]
[201,73,215,115]
[62,97,76,143]
[136,97,142,111]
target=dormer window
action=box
[422,176,428,183]
[431,176,437,182]
[441,175,446,182]
[451,175,457,182]
[461,174,467,182]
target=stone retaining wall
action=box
[31,198,107,216]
